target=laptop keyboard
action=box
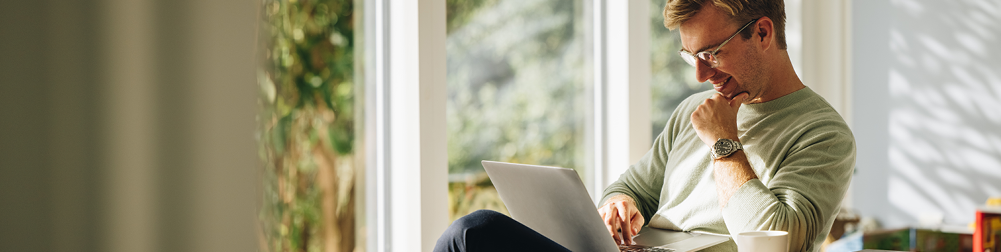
[617,245,676,252]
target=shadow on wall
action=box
[855,0,1001,228]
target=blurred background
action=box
[1,0,999,251]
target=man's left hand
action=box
[691,92,748,146]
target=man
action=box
[435,0,855,251]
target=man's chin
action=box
[725,91,750,101]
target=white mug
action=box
[734,231,789,252]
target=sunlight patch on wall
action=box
[885,0,1001,226]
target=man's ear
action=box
[754,17,775,51]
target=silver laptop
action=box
[482,161,730,252]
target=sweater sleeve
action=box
[720,120,856,252]
[599,95,699,224]
[599,131,669,224]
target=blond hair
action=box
[662,0,787,49]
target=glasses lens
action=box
[696,51,718,68]
[679,51,698,67]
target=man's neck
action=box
[757,51,805,103]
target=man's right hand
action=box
[598,194,645,245]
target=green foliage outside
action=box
[446,0,587,221]
[649,0,711,137]
[257,0,359,251]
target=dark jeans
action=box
[434,209,571,252]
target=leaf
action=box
[328,123,353,155]
[322,83,335,110]
[273,112,294,155]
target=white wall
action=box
[852,0,1001,228]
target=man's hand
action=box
[598,194,644,245]
[691,92,748,146]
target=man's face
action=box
[679,6,766,103]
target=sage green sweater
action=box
[601,87,855,252]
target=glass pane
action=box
[257,0,364,251]
[446,0,590,222]
[649,0,710,138]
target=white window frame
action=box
[591,0,653,202]
[365,0,447,252]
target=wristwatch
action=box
[710,138,742,159]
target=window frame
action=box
[594,0,654,201]
[364,0,448,251]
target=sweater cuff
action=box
[599,192,627,207]
[720,178,776,235]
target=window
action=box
[648,0,709,138]
[445,0,591,222]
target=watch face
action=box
[713,139,736,157]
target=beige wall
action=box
[0,0,258,251]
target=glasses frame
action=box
[678,18,760,69]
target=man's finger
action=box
[730,92,749,109]
[608,220,616,244]
[631,212,644,235]
[616,205,631,245]
[602,207,614,227]
[606,210,621,243]
[601,207,613,229]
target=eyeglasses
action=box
[678,18,759,68]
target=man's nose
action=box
[694,60,715,83]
